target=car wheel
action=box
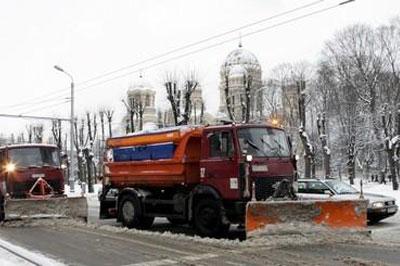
[368,217,382,225]
[194,198,230,237]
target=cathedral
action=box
[125,76,157,131]
[218,43,263,121]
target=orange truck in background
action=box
[100,124,297,237]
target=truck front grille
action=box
[254,176,292,200]
[11,179,63,197]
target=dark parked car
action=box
[297,179,398,224]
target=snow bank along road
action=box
[1,218,400,266]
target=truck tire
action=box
[194,198,230,237]
[119,194,154,229]
[0,198,4,222]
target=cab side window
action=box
[208,131,234,158]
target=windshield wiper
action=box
[260,138,281,157]
[25,165,41,169]
[245,139,268,157]
[271,139,285,157]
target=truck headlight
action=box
[5,163,15,172]
[245,154,253,162]
[372,202,384,208]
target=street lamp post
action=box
[54,65,75,193]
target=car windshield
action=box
[237,127,290,157]
[9,147,60,168]
[325,180,358,194]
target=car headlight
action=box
[372,202,385,208]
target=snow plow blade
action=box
[4,197,88,222]
[245,199,368,236]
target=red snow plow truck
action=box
[0,144,87,221]
[99,124,367,237]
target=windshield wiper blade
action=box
[260,138,281,157]
[245,139,268,157]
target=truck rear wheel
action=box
[194,198,230,237]
[119,194,154,229]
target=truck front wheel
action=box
[194,198,230,237]
[119,195,154,229]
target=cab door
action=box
[200,129,240,200]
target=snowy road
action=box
[1,188,400,266]
[0,221,400,266]
[1,218,400,266]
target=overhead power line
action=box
[3,0,355,116]
[0,0,327,111]
[0,113,70,121]
[74,0,354,95]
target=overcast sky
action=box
[0,0,399,136]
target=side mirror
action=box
[324,190,333,196]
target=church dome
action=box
[223,47,260,68]
[229,64,247,78]
[128,75,153,92]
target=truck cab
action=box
[0,144,64,199]
[199,124,295,223]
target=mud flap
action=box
[246,199,368,236]
[4,197,88,222]
[100,199,117,219]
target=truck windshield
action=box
[9,147,60,168]
[238,127,290,158]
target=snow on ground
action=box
[0,238,65,266]
[352,178,400,222]
[64,182,102,200]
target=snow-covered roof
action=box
[223,47,260,68]
[128,75,154,93]
[0,143,58,150]
[229,64,247,78]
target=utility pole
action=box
[54,65,75,192]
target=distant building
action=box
[218,43,263,121]
[125,76,157,132]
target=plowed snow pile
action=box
[1,219,373,249]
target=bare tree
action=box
[26,125,33,143]
[85,112,97,193]
[164,71,199,126]
[51,119,62,150]
[242,74,252,123]
[298,80,315,178]
[165,73,181,126]
[104,109,114,138]
[223,66,235,121]
[181,73,198,125]
[317,113,331,178]
[33,124,43,143]
[382,104,400,190]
